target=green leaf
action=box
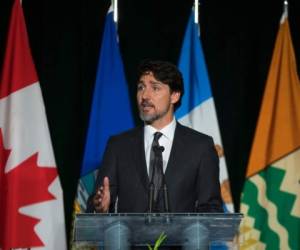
[153,232,167,250]
[147,244,153,250]
[147,232,167,250]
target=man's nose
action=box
[141,88,151,99]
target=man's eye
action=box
[137,85,144,91]
[153,86,160,91]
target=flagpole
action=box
[113,0,118,23]
[281,0,288,23]
[284,0,288,13]
[194,0,199,24]
[284,0,288,15]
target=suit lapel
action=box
[165,123,186,181]
[132,127,150,191]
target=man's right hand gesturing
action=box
[93,176,111,213]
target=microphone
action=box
[153,145,164,154]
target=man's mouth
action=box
[142,106,152,112]
[140,101,154,112]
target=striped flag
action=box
[176,10,234,212]
[240,10,300,250]
[75,5,134,212]
[0,0,66,249]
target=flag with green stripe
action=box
[240,8,300,250]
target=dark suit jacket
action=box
[86,122,223,213]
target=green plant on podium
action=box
[147,232,167,250]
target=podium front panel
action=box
[74,213,242,247]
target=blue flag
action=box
[78,6,134,208]
[176,10,234,213]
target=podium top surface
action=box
[77,212,242,217]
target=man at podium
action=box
[86,60,223,214]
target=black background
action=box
[1,0,300,245]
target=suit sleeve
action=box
[196,137,224,212]
[86,137,118,212]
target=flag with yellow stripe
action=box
[240,10,300,250]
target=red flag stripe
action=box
[0,0,38,99]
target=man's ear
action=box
[171,91,180,104]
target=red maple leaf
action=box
[0,129,58,250]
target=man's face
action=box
[137,72,180,126]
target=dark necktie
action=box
[149,132,164,210]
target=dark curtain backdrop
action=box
[1,0,300,245]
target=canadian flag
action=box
[0,0,67,249]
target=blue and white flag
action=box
[76,6,134,211]
[176,10,234,212]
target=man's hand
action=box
[93,177,111,213]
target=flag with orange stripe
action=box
[239,9,300,250]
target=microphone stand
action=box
[148,146,170,215]
[161,162,170,223]
[155,146,170,214]
[162,174,169,213]
[148,146,160,213]
[147,145,171,224]
[147,151,158,223]
[155,146,169,214]
[148,174,155,213]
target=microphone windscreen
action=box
[153,145,164,153]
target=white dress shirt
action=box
[144,118,176,175]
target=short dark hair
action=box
[137,59,184,110]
